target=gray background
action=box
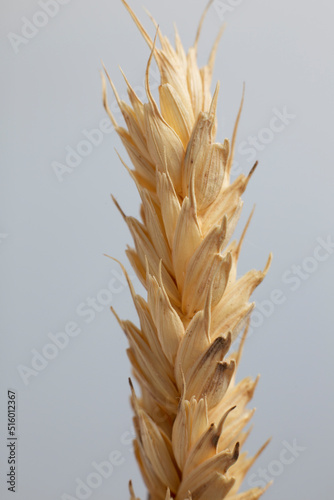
[1,0,333,499]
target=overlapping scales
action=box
[104,1,272,499]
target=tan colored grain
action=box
[103,1,272,499]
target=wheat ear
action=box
[102,1,272,499]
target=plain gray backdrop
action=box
[1,0,333,499]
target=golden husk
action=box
[103,1,272,499]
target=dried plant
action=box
[102,1,272,499]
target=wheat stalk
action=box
[102,1,272,499]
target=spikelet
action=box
[103,1,272,499]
